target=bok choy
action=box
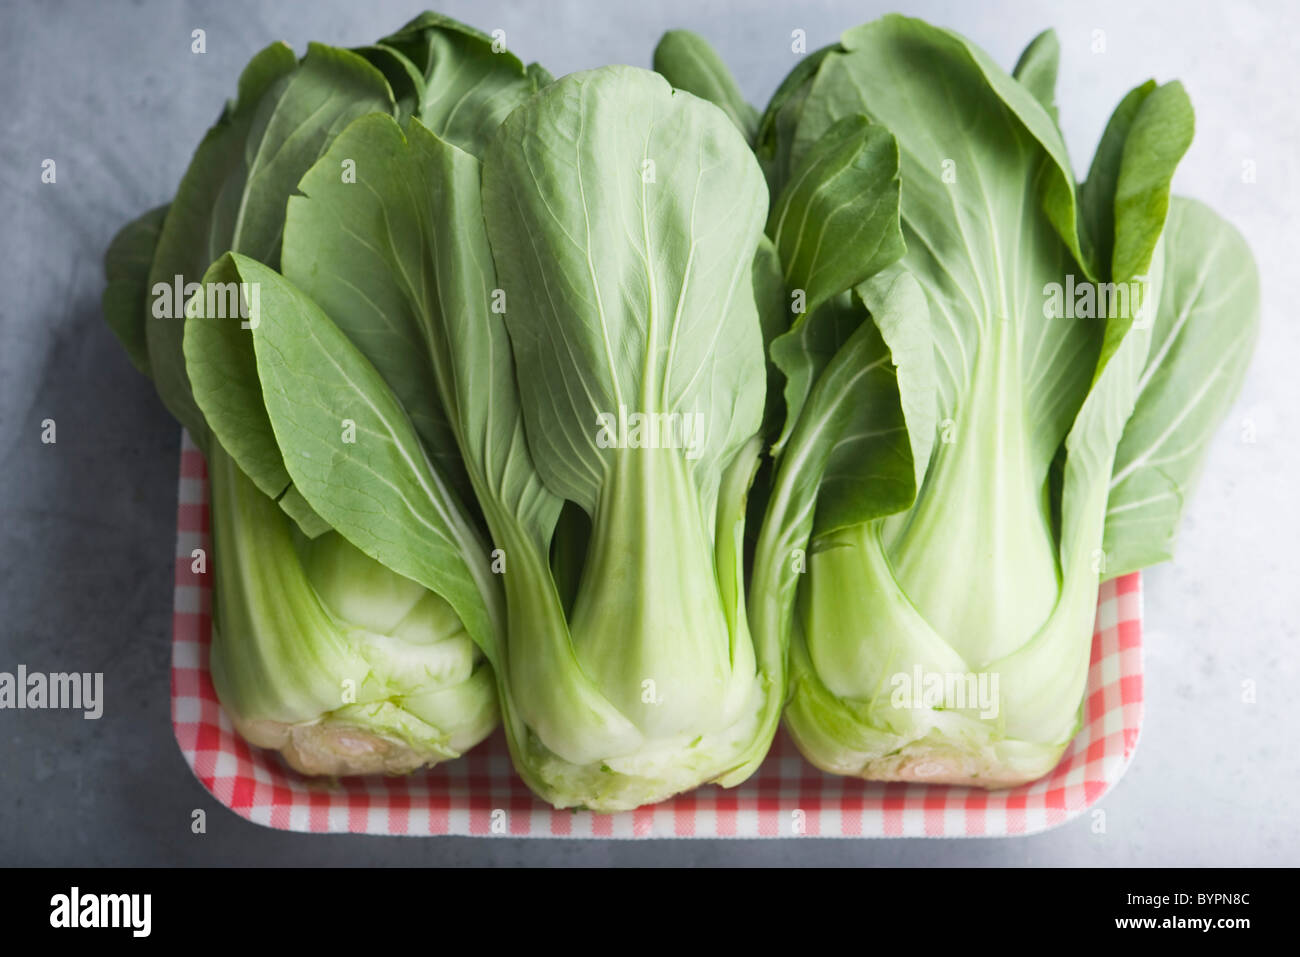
[102,13,550,775]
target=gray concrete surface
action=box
[1,0,1296,866]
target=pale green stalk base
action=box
[207,445,498,777]
[232,698,495,778]
[785,631,1075,788]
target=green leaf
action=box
[275,486,332,538]
[143,43,296,443]
[184,255,288,500]
[807,317,911,534]
[988,259,1159,746]
[820,270,936,532]
[282,102,682,807]
[218,43,398,266]
[480,65,769,517]
[957,178,1179,751]
[744,236,792,549]
[1109,83,1195,282]
[751,234,794,449]
[652,29,759,143]
[355,43,426,120]
[752,235,789,354]
[378,11,544,157]
[1012,29,1060,121]
[1079,80,1194,283]
[805,16,1093,275]
[227,253,500,667]
[183,254,330,537]
[792,19,1097,457]
[528,62,554,88]
[102,203,168,378]
[769,290,860,456]
[767,270,933,535]
[768,114,904,319]
[754,43,839,196]
[1103,198,1259,576]
[283,113,552,538]
[1079,82,1156,280]
[145,42,394,444]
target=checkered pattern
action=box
[171,433,1144,837]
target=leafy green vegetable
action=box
[483,66,773,797]
[753,42,840,197]
[1012,29,1060,121]
[653,29,758,143]
[745,15,1255,786]
[101,19,530,776]
[103,204,168,377]
[375,11,548,154]
[1102,197,1260,575]
[145,43,394,455]
[767,115,904,322]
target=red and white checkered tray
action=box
[171,433,1144,837]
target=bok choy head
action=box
[102,14,551,775]
[740,16,1257,787]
